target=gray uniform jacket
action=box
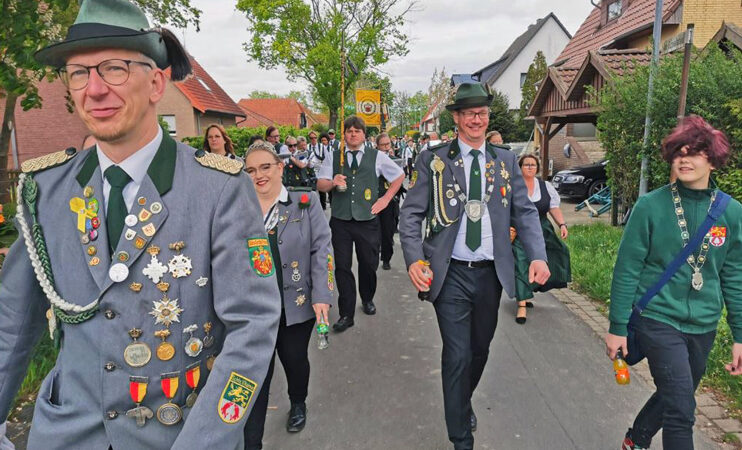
[399,139,547,301]
[0,136,280,449]
[273,190,335,326]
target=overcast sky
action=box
[180,0,595,103]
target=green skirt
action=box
[512,215,571,301]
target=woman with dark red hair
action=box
[605,116,742,450]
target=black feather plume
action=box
[159,28,192,81]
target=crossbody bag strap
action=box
[629,191,731,324]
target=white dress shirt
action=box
[97,127,162,213]
[528,180,561,209]
[317,145,404,181]
[451,139,494,261]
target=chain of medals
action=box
[450,163,496,223]
[15,173,99,333]
[671,182,716,291]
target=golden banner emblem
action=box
[355,89,381,127]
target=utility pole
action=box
[677,24,694,121]
[638,0,664,196]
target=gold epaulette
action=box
[21,148,77,173]
[194,151,244,175]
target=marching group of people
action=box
[2,1,742,450]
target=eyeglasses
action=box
[522,164,538,168]
[246,163,280,176]
[287,144,297,148]
[269,134,280,139]
[459,110,489,120]
[58,59,153,91]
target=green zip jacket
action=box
[609,182,742,342]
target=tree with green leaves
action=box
[520,50,547,114]
[488,90,516,142]
[236,0,415,129]
[391,90,428,135]
[0,0,201,180]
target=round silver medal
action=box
[186,392,198,408]
[157,403,182,426]
[124,342,152,367]
[450,198,458,207]
[124,214,138,227]
[150,202,163,214]
[109,263,130,283]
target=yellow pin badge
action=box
[218,372,258,424]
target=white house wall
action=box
[492,17,571,110]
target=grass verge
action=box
[566,223,742,418]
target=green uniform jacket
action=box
[609,182,742,342]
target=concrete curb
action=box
[551,287,742,449]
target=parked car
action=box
[551,160,608,200]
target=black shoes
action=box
[362,301,376,315]
[382,261,391,270]
[470,411,477,432]
[333,316,354,332]
[286,402,306,432]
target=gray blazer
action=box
[0,137,280,449]
[273,189,335,326]
[399,139,547,301]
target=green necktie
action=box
[349,151,359,173]
[104,165,132,254]
[466,150,482,251]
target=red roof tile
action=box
[237,98,326,129]
[171,57,244,117]
[556,0,681,69]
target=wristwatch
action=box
[559,223,567,228]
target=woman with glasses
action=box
[203,124,241,160]
[265,126,283,153]
[243,142,334,449]
[511,154,571,324]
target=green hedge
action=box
[182,124,329,158]
[593,46,742,205]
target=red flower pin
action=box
[299,193,311,209]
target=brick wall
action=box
[682,0,742,47]
[1,79,90,168]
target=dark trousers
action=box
[434,263,502,450]
[378,200,399,264]
[244,311,315,450]
[630,317,716,450]
[330,217,380,318]
[318,190,327,210]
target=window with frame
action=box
[607,0,622,21]
[520,72,527,88]
[160,115,177,137]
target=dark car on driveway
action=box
[551,160,608,200]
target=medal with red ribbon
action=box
[185,361,201,408]
[157,371,182,426]
[126,376,153,427]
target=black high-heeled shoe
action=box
[516,304,527,324]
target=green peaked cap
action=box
[446,82,494,111]
[35,0,168,69]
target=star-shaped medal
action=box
[149,295,183,327]
[143,255,168,284]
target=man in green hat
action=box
[399,82,550,449]
[0,0,280,448]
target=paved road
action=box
[260,238,719,450]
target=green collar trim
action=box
[75,130,176,196]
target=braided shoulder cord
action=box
[16,173,99,319]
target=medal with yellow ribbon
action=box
[185,361,201,408]
[126,376,153,427]
[157,372,182,426]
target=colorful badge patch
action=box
[247,238,275,277]
[327,254,335,291]
[217,372,257,424]
[710,226,727,247]
[364,188,372,201]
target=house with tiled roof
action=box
[473,12,571,111]
[157,55,245,141]
[528,0,742,176]
[236,98,326,129]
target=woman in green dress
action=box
[511,154,571,323]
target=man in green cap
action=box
[399,82,550,450]
[0,0,280,448]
